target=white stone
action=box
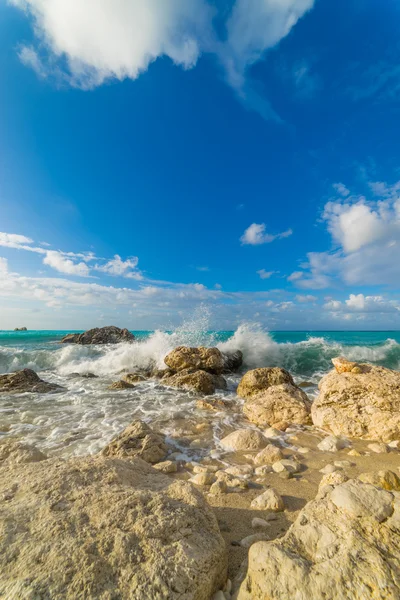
[250,488,284,512]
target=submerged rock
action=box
[238,478,400,600]
[243,383,311,429]
[312,363,400,441]
[60,325,134,345]
[0,455,227,600]
[0,369,64,394]
[164,346,225,374]
[101,420,168,464]
[163,368,227,395]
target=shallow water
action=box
[1,322,400,458]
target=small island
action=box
[13,327,27,332]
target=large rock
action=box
[162,368,227,396]
[60,326,134,345]
[312,363,400,441]
[243,383,311,429]
[237,367,294,399]
[0,369,64,394]
[220,428,267,452]
[0,455,227,600]
[101,420,168,464]
[237,478,400,600]
[164,346,225,374]
[221,350,243,373]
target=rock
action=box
[108,380,135,390]
[101,420,168,464]
[60,325,134,345]
[331,479,393,522]
[243,383,311,429]
[163,369,226,395]
[348,449,362,457]
[211,592,226,600]
[312,363,400,441]
[238,480,400,599]
[224,465,253,478]
[254,444,284,465]
[210,480,228,495]
[13,326,27,331]
[122,373,146,384]
[164,346,225,374]
[0,441,47,465]
[319,464,339,475]
[251,488,284,511]
[196,398,231,411]
[278,470,293,480]
[368,442,389,454]
[255,465,273,476]
[331,356,361,374]
[264,427,285,438]
[252,518,270,529]
[358,470,400,491]
[240,533,270,548]
[0,455,227,600]
[220,429,267,452]
[152,368,175,379]
[317,435,350,452]
[0,369,64,394]
[237,367,294,399]
[319,470,348,489]
[190,472,216,486]
[272,459,300,474]
[193,464,219,474]
[153,460,178,474]
[221,350,243,373]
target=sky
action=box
[1,0,400,331]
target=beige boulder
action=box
[238,479,400,600]
[312,364,400,441]
[331,356,361,374]
[220,429,267,452]
[0,369,64,394]
[0,455,227,600]
[358,470,400,491]
[243,383,311,429]
[237,367,294,399]
[253,444,283,465]
[101,420,167,464]
[163,369,226,395]
[164,346,225,374]
[250,488,284,511]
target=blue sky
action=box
[1,0,400,330]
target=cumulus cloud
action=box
[95,254,141,278]
[10,0,315,118]
[241,223,292,245]
[43,250,91,277]
[257,269,275,279]
[295,294,316,303]
[287,271,303,282]
[324,294,400,314]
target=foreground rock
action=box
[60,325,134,345]
[163,368,227,395]
[220,429,267,451]
[0,369,64,394]
[101,420,168,464]
[164,346,225,374]
[237,478,400,599]
[0,455,227,600]
[312,361,400,441]
[237,368,311,429]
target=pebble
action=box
[193,465,218,474]
[254,465,273,476]
[225,465,253,477]
[212,592,226,600]
[251,488,284,511]
[279,471,293,480]
[334,460,353,468]
[189,472,216,486]
[209,480,228,495]
[317,435,350,452]
[252,517,270,529]
[224,579,232,595]
[240,533,270,548]
[297,447,310,454]
[272,459,301,474]
[264,427,283,438]
[388,440,399,449]
[152,460,178,474]
[368,443,389,454]
[319,464,339,475]
[348,449,361,457]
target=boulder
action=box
[250,488,284,511]
[237,367,294,399]
[0,455,227,600]
[60,326,134,345]
[164,346,225,374]
[331,356,362,374]
[237,479,400,600]
[0,369,64,394]
[358,470,400,491]
[243,383,311,429]
[221,350,243,373]
[101,420,168,464]
[220,429,267,452]
[122,373,146,384]
[312,363,400,441]
[108,380,134,390]
[253,444,284,466]
[163,369,227,395]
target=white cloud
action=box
[324,294,399,314]
[241,223,292,245]
[333,183,350,198]
[0,232,35,250]
[43,250,91,277]
[257,269,275,279]
[11,0,315,119]
[196,266,209,272]
[0,258,8,274]
[287,270,303,282]
[95,254,140,278]
[295,294,316,303]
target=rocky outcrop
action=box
[164,346,225,374]
[0,455,227,600]
[312,362,400,441]
[237,478,400,600]
[0,369,64,394]
[221,350,243,373]
[122,373,146,384]
[60,326,134,345]
[0,441,47,465]
[243,383,311,429]
[162,369,227,395]
[13,327,27,331]
[237,367,294,399]
[101,420,168,464]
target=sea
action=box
[1,323,400,460]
